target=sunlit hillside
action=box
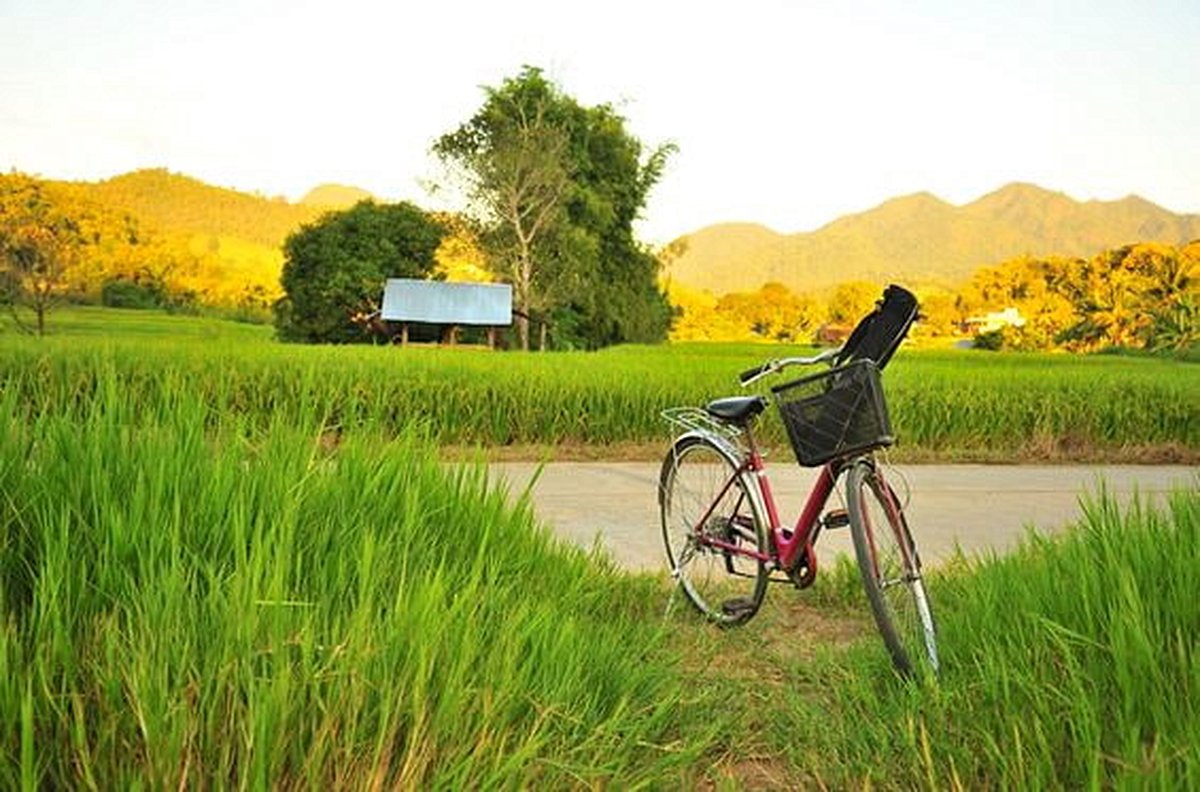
[6,170,491,313]
[85,168,323,247]
[53,170,381,308]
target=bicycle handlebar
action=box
[737,361,774,384]
[738,347,842,387]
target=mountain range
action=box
[44,171,1200,298]
[665,184,1200,295]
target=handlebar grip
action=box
[739,362,771,384]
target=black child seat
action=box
[773,285,919,467]
[833,284,919,371]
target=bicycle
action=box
[658,285,938,676]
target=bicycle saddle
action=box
[705,395,768,426]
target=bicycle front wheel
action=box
[659,435,768,626]
[846,460,939,676]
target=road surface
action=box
[484,462,1197,572]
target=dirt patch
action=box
[662,592,870,790]
[665,592,870,685]
[1016,439,1200,465]
[440,441,665,463]
[755,597,871,664]
[706,757,817,791]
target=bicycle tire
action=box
[659,434,768,626]
[846,460,939,676]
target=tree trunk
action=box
[539,321,547,351]
[517,314,529,351]
[516,244,534,351]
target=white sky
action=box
[2,0,1198,244]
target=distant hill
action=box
[83,169,325,248]
[300,183,375,209]
[666,184,1200,294]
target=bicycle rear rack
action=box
[661,406,745,445]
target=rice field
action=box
[2,307,1196,461]
[2,306,1198,787]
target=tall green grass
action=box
[2,312,1196,459]
[0,382,725,788]
[2,310,1199,786]
[887,350,1197,455]
[756,484,1200,788]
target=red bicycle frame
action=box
[692,444,841,577]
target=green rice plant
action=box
[1,307,1195,459]
[0,378,732,788]
[762,481,1200,788]
[887,351,1198,455]
[3,307,1197,787]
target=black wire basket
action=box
[772,359,894,467]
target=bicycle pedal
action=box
[823,509,850,530]
[720,597,757,617]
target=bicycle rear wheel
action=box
[846,460,939,676]
[659,434,768,626]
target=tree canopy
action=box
[663,240,1199,355]
[435,66,674,350]
[0,173,81,334]
[959,242,1199,352]
[274,201,446,343]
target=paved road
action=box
[485,462,1197,572]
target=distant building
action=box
[815,323,853,346]
[380,279,512,347]
[964,307,1026,335]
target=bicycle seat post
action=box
[741,418,762,462]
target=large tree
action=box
[435,77,571,349]
[274,201,445,343]
[435,66,674,350]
